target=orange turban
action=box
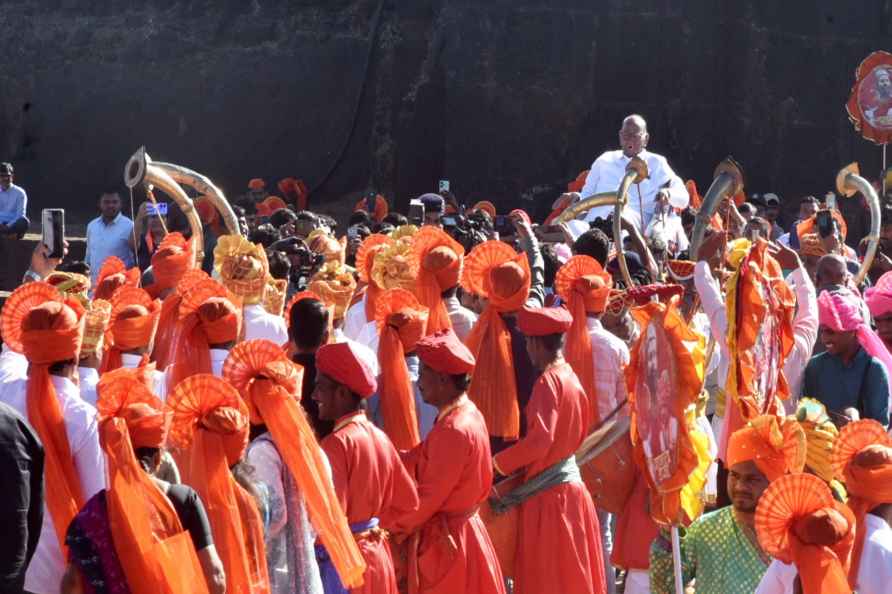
[46,271,91,306]
[195,196,224,237]
[462,240,530,439]
[308,261,357,320]
[151,232,194,294]
[797,210,848,242]
[727,415,806,482]
[151,269,209,370]
[412,226,464,334]
[167,374,270,594]
[471,201,497,219]
[832,420,892,586]
[94,256,141,301]
[102,287,161,373]
[355,234,395,322]
[214,235,270,305]
[353,194,389,222]
[168,278,242,387]
[248,178,265,191]
[555,255,612,426]
[96,372,207,593]
[755,473,855,594]
[416,329,476,375]
[799,233,828,258]
[307,230,345,264]
[375,289,428,450]
[2,283,87,551]
[223,340,366,587]
[256,196,287,217]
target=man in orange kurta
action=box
[395,329,506,594]
[311,341,420,594]
[493,306,607,594]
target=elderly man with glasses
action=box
[0,162,30,239]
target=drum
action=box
[576,414,636,514]
[479,473,522,579]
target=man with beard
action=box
[650,416,805,594]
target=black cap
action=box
[419,193,444,214]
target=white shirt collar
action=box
[49,374,80,395]
[586,316,605,332]
[121,353,143,368]
[209,348,229,362]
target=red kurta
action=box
[611,472,659,570]
[321,412,420,594]
[396,398,506,594]
[493,362,607,594]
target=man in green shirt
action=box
[649,416,805,594]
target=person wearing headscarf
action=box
[167,277,241,386]
[343,234,391,339]
[63,371,225,594]
[146,232,197,367]
[753,474,856,594]
[225,339,365,594]
[411,226,474,337]
[167,374,270,594]
[865,269,892,352]
[102,286,168,399]
[650,415,806,594]
[804,290,891,426]
[492,306,606,594]
[215,235,288,346]
[0,282,106,594]
[310,341,419,594]
[462,225,545,452]
[394,329,506,594]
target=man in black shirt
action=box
[289,296,334,437]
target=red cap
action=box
[517,305,573,336]
[416,329,476,375]
[316,341,377,398]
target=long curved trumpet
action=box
[154,161,244,237]
[124,146,204,263]
[688,157,744,260]
[556,158,650,287]
[836,162,881,285]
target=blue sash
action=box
[315,518,379,594]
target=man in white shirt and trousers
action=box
[580,115,689,234]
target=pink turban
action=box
[818,290,892,403]
[866,270,892,319]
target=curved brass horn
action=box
[689,157,744,260]
[836,162,881,285]
[124,146,205,263]
[555,192,619,224]
[612,157,650,287]
[154,162,244,237]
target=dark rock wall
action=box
[1,0,890,228]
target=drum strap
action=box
[489,455,581,515]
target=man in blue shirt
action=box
[804,290,890,427]
[85,191,135,285]
[0,162,29,238]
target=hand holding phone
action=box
[42,209,65,259]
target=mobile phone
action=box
[439,179,450,193]
[146,202,168,216]
[408,199,425,226]
[441,215,458,227]
[824,192,837,211]
[816,210,834,238]
[42,208,65,259]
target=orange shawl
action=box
[167,374,270,594]
[152,269,209,370]
[462,241,531,439]
[375,289,429,450]
[224,340,366,587]
[97,374,208,594]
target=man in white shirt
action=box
[444,286,478,341]
[0,162,29,238]
[85,192,135,285]
[580,115,689,232]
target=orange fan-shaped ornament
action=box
[223,339,295,395]
[554,255,610,302]
[461,240,519,298]
[832,419,892,478]
[110,286,155,317]
[97,374,162,420]
[179,278,239,319]
[666,260,696,282]
[166,373,246,450]
[1,282,63,353]
[755,473,834,562]
[175,269,210,298]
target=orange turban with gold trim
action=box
[727,415,806,482]
[214,235,270,305]
[223,340,366,588]
[461,240,531,439]
[308,261,357,320]
[355,234,395,323]
[412,226,464,334]
[375,289,429,450]
[102,287,161,373]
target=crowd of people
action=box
[1,113,891,594]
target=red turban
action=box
[316,342,378,398]
[471,201,496,219]
[416,329,475,375]
[517,305,573,336]
[248,178,265,191]
[727,415,806,482]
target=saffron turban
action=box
[151,232,194,293]
[470,201,496,219]
[353,194,389,223]
[355,234,394,322]
[517,305,573,337]
[416,329,475,375]
[726,415,806,482]
[308,261,357,320]
[316,342,378,399]
[865,270,892,319]
[197,297,241,345]
[248,178,265,191]
[214,235,270,305]
[94,256,140,301]
[412,226,464,334]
